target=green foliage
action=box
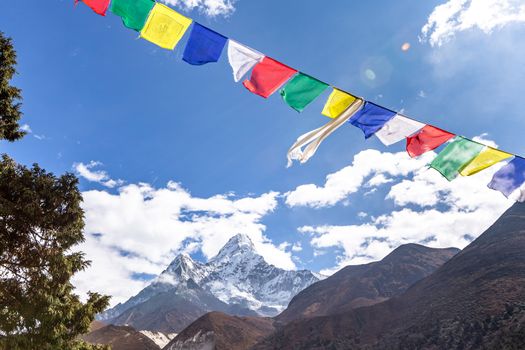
[0,155,110,349]
[0,32,25,141]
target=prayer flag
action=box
[459,147,513,176]
[183,23,227,65]
[280,73,329,112]
[321,89,356,118]
[488,157,525,197]
[227,40,264,82]
[243,57,297,98]
[430,137,484,181]
[110,0,154,31]
[140,3,192,50]
[375,115,425,146]
[406,125,455,158]
[348,101,396,139]
[75,0,110,16]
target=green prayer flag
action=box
[430,137,484,181]
[280,73,329,112]
[110,0,155,32]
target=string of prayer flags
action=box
[406,125,455,158]
[374,115,425,146]
[287,99,364,166]
[280,73,329,112]
[243,57,297,98]
[227,40,264,82]
[75,0,110,16]
[488,157,525,198]
[321,89,356,118]
[348,101,396,139]
[183,23,227,65]
[430,137,485,181]
[110,0,154,31]
[459,147,513,176]
[75,2,525,203]
[140,3,192,50]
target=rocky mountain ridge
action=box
[254,202,525,349]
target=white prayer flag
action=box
[227,40,264,82]
[375,114,425,146]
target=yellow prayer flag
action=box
[140,3,192,50]
[459,147,513,176]
[321,88,356,118]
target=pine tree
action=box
[0,32,25,141]
[0,155,110,349]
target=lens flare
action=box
[365,69,376,80]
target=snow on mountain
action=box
[139,330,177,348]
[100,234,319,324]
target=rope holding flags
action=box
[74,0,525,203]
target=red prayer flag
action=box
[406,125,455,158]
[243,57,297,98]
[75,0,110,16]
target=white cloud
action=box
[73,181,295,305]
[285,149,435,208]
[291,242,303,252]
[421,0,525,46]
[472,133,498,148]
[20,123,32,133]
[161,0,237,17]
[73,161,124,188]
[297,148,515,275]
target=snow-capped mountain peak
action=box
[166,253,197,274]
[211,234,257,261]
[159,253,207,286]
[100,234,320,329]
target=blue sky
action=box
[2,0,525,304]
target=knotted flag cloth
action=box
[406,125,455,158]
[140,3,192,50]
[459,147,513,176]
[243,57,297,98]
[430,137,484,181]
[348,101,396,139]
[321,88,356,118]
[374,115,425,146]
[75,0,110,16]
[287,99,364,167]
[488,157,525,197]
[227,40,264,82]
[183,23,227,65]
[110,0,154,31]
[280,73,329,112]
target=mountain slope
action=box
[276,244,459,323]
[81,324,160,350]
[163,312,275,350]
[100,234,319,332]
[254,202,525,349]
[109,279,256,333]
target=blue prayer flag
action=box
[349,101,396,139]
[183,23,227,65]
[488,157,525,197]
